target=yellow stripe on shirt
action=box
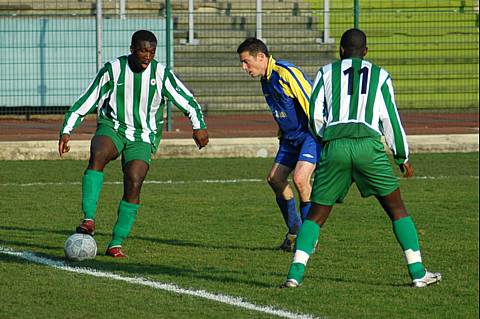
[274,63,312,119]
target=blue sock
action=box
[300,201,311,222]
[276,197,301,234]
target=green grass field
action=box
[0,153,478,318]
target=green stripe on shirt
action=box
[309,71,324,140]
[364,64,380,124]
[348,58,362,120]
[381,79,406,163]
[164,69,206,129]
[132,72,142,139]
[331,61,341,122]
[147,60,158,145]
[116,57,127,136]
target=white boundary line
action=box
[0,179,264,187]
[0,175,477,187]
[0,247,320,319]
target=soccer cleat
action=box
[280,278,301,288]
[278,233,297,252]
[76,219,95,236]
[412,270,442,288]
[105,246,128,258]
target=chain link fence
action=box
[0,0,168,116]
[0,0,478,134]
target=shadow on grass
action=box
[0,224,277,252]
[0,224,273,288]
[130,234,277,252]
[0,225,73,236]
[0,239,62,251]
[306,272,412,288]
[0,249,273,288]
[3,224,407,288]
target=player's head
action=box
[237,38,270,78]
[129,30,157,72]
[339,28,368,59]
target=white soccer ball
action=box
[64,233,97,261]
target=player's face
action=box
[239,51,266,78]
[130,40,157,70]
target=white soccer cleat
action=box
[412,271,442,288]
[281,278,300,288]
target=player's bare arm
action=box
[193,129,209,149]
[58,134,71,157]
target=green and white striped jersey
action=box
[309,58,408,165]
[61,56,206,150]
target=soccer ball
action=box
[64,233,97,261]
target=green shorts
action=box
[95,124,152,166]
[311,136,399,205]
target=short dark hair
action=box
[340,28,367,57]
[131,30,157,47]
[236,37,270,57]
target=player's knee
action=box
[266,174,275,186]
[292,173,308,190]
[129,173,145,188]
[124,161,148,187]
[267,174,284,189]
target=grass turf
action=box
[0,153,478,318]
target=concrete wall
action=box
[0,135,477,160]
[0,17,167,107]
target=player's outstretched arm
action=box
[58,134,71,157]
[192,129,209,149]
[399,161,414,178]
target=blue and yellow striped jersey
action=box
[261,56,313,142]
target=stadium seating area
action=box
[171,0,333,112]
[0,0,478,112]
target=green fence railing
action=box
[0,0,478,124]
[0,16,167,111]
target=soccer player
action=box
[237,38,321,251]
[58,30,209,258]
[282,29,441,287]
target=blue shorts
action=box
[274,134,322,168]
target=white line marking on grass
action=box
[0,179,264,187]
[407,175,479,180]
[0,176,477,187]
[0,247,320,319]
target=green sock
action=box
[393,216,426,280]
[108,200,140,247]
[287,220,320,283]
[82,169,104,220]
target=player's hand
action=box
[58,134,71,157]
[192,129,209,149]
[400,161,414,178]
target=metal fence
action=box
[0,1,478,130]
[170,0,479,113]
[0,0,168,115]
